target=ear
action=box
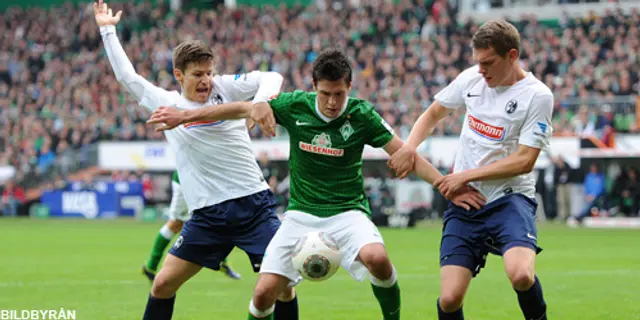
[173,68,184,83]
[508,49,519,62]
[312,80,316,91]
[347,81,353,92]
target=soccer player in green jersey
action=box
[148,49,485,320]
[142,171,241,281]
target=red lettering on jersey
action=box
[183,120,223,128]
[468,115,505,141]
[299,142,344,157]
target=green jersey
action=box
[270,91,394,217]
[172,171,180,184]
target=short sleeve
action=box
[269,91,304,128]
[518,93,554,150]
[363,103,395,148]
[214,72,262,102]
[433,67,477,110]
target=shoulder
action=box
[270,90,315,105]
[456,65,484,84]
[526,75,554,105]
[346,97,375,114]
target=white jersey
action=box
[100,25,282,213]
[434,65,554,203]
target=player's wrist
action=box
[181,109,195,123]
[99,25,116,35]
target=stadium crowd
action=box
[0,1,639,195]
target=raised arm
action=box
[95,0,167,111]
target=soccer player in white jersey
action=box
[390,20,552,320]
[93,1,297,319]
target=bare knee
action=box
[359,244,392,279]
[439,291,465,312]
[252,274,288,311]
[277,287,296,302]
[507,266,535,291]
[151,272,180,299]
[166,220,184,234]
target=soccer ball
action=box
[291,231,342,282]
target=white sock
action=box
[249,299,274,318]
[370,266,397,288]
[159,225,175,240]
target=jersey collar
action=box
[314,96,349,123]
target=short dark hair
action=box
[472,19,521,57]
[312,49,352,85]
[172,40,214,72]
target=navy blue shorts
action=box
[168,189,280,272]
[440,193,542,277]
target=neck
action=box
[502,66,526,86]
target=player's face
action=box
[473,47,518,88]
[174,60,214,103]
[314,79,352,118]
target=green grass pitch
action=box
[2,218,639,319]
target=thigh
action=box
[156,253,203,287]
[259,212,313,286]
[168,211,233,271]
[230,190,282,272]
[327,211,385,281]
[440,207,488,277]
[488,194,542,255]
[168,181,191,222]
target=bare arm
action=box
[146,101,258,131]
[463,145,541,183]
[387,101,452,178]
[383,135,485,210]
[405,101,452,148]
[383,136,444,184]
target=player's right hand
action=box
[250,102,276,137]
[94,0,122,27]
[450,186,486,211]
[388,145,417,179]
[147,106,186,132]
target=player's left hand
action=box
[434,173,468,199]
[147,106,186,132]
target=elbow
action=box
[519,158,536,174]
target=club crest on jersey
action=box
[299,133,344,157]
[339,121,354,141]
[468,115,505,141]
[505,99,518,114]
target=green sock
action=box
[247,312,273,320]
[145,225,174,271]
[371,280,401,320]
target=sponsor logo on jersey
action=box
[535,121,548,137]
[299,133,344,157]
[468,115,505,141]
[183,120,225,129]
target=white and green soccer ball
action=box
[291,231,342,282]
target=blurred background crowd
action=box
[1,0,639,222]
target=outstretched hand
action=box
[94,0,122,27]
